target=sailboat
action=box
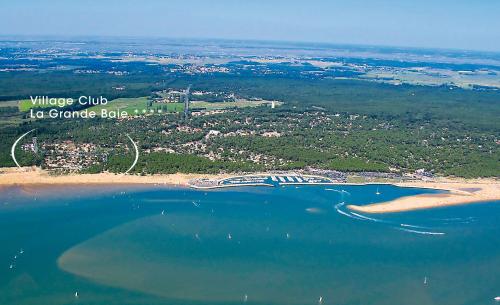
[375,187,381,195]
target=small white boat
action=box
[227,233,232,240]
[318,296,323,304]
[424,276,427,284]
[161,210,165,215]
[375,187,381,195]
[243,294,248,302]
[74,292,79,298]
[286,233,290,239]
[9,264,14,269]
[19,249,24,254]
[494,296,500,302]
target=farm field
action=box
[87,97,184,115]
[18,98,74,112]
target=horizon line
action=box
[1,34,499,55]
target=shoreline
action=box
[1,167,499,213]
[0,167,225,187]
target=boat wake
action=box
[334,202,446,236]
[333,202,363,220]
[325,188,351,195]
[350,211,385,223]
[400,223,428,229]
[398,228,445,235]
[325,188,342,194]
[434,217,476,225]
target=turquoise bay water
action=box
[0,184,499,305]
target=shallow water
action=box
[0,184,499,305]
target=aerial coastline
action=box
[2,2,500,304]
[1,167,498,213]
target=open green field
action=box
[87,97,184,116]
[87,97,150,115]
[158,102,185,112]
[0,100,29,127]
[18,98,74,112]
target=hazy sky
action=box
[1,0,499,51]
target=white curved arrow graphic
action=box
[125,134,139,174]
[11,129,36,168]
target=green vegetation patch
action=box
[106,152,261,174]
[324,158,390,172]
[18,98,74,112]
[86,97,184,116]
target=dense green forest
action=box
[0,72,173,101]
[1,72,499,178]
[168,75,500,129]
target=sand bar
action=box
[348,178,500,213]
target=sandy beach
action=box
[348,178,500,213]
[0,167,223,187]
